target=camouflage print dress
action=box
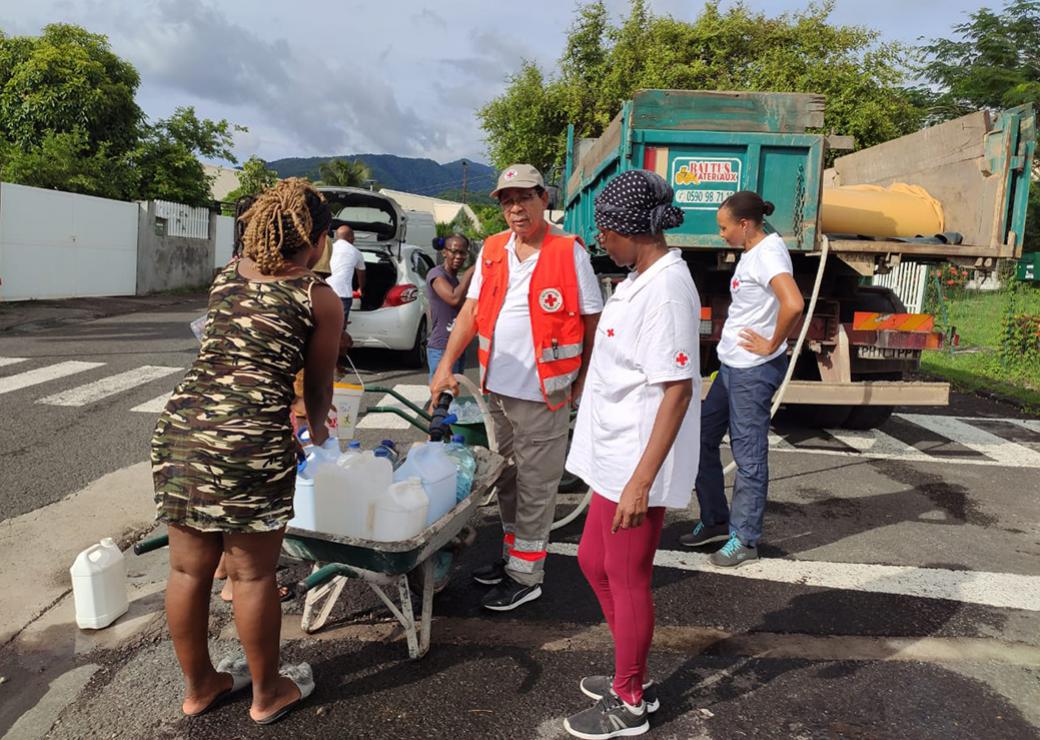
[151,260,320,532]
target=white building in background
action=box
[203,164,243,201]
[379,188,482,231]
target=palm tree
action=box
[318,158,375,188]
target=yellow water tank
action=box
[821,183,944,238]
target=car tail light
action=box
[383,284,419,307]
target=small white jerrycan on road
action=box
[70,537,129,629]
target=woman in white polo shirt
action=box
[680,191,804,567]
[562,170,700,739]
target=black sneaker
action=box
[481,576,542,611]
[564,693,648,739]
[678,521,730,548]
[472,558,506,586]
[579,675,659,714]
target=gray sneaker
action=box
[678,521,730,548]
[564,693,648,739]
[710,535,758,568]
[579,675,659,713]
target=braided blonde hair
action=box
[241,178,329,275]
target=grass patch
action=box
[921,283,1040,410]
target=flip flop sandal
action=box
[253,662,315,726]
[185,656,251,717]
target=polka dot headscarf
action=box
[594,169,685,235]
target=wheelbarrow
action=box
[135,382,505,660]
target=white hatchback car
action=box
[319,187,435,367]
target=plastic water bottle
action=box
[70,538,129,629]
[443,435,477,502]
[374,439,401,468]
[394,442,458,525]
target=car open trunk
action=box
[357,252,398,311]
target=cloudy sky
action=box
[4,0,1002,166]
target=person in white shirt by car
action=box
[679,191,804,567]
[429,164,603,612]
[327,225,366,324]
[562,169,700,739]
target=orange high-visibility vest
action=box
[475,229,585,410]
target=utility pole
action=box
[461,160,468,204]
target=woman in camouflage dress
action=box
[151,178,343,723]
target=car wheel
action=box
[405,318,428,369]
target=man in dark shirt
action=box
[426,235,474,379]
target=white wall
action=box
[214,214,234,268]
[0,183,139,301]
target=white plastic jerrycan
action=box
[329,449,394,539]
[288,456,317,531]
[371,477,429,542]
[394,442,458,526]
[70,538,129,630]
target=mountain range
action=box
[266,154,497,202]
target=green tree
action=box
[479,1,924,173]
[0,24,241,203]
[919,0,1040,119]
[134,107,241,206]
[0,24,141,155]
[919,0,1040,249]
[317,158,375,188]
[224,155,279,205]
[0,129,134,198]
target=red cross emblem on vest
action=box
[606,328,615,338]
[539,288,563,313]
[674,350,690,368]
[731,277,740,291]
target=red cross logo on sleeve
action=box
[674,350,690,368]
[731,277,740,291]
[606,328,615,338]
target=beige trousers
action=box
[487,391,570,586]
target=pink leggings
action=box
[577,492,666,706]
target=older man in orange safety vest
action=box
[430,164,602,611]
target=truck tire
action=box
[774,351,851,429]
[841,404,894,430]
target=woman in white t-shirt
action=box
[562,170,700,739]
[680,191,804,568]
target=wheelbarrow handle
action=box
[134,534,170,555]
[297,563,359,593]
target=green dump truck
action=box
[562,90,1036,428]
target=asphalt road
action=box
[1,298,1039,739]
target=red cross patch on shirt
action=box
[606,328,615,338]
[731,277,740,291]
[674,350,690,368]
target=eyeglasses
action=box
[498,191,538,208]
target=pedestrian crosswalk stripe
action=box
[0,357,28,368]
[548,542,1040,612]
[900,413,1040,467]
[38,365,182,407]
[0,361,106,395]
[131,392,172,414]
[357,384,431,430]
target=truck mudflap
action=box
[699,378,950,406]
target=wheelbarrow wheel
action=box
[406,524,476,597]
[408,550,455,596]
